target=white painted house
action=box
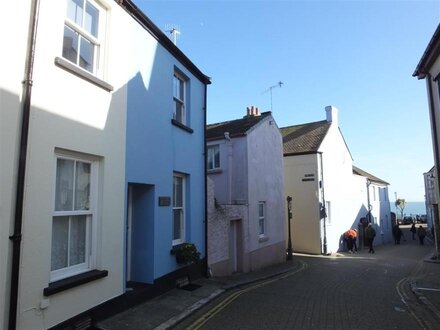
[0,1,209,329]
[352,166,393,248]
[414,24,440,256]
[281,106,391,254]
[207,108,285,276]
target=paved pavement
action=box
[96,229,440,330]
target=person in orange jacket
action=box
[344,228,358,253]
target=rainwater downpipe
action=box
[426,73,440,258]
[319,152,328,255]
[203,83,209,277]
[9,1,40,329]
[366,179,372,224]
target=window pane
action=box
[259,218,264,235]
[79,37,94,73]
[173,209,182,240]
[173,176,183,207]
[55,159,74,211]
[69,215,87,266]
[51,216,69,271]
[259,203,264,217]
[75,161,90,210]
[207,146,220,169]
[174,101,183,123]
[67,0,83,26]
[207,154,213,170]
[214,147,220,167]
[85,1,99,37]
[173,76,180,99]
[62,26,79,65]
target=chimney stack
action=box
[246,106,261,117]
[325,105,338,126]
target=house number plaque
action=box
[158,196,171,206]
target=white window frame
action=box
[173,72,187,125]
[207,145,220,170]
[62,0,106,77]
[172,173,186,245]
[51,152,98,282]
[258,202,266,237]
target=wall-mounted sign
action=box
[302,173,315,182]
[158,196,171,206]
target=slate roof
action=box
[352,165,389,185]
[280,120,331,155]
[206,112,272,141]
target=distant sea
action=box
[390,201,426,217]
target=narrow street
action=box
[174,227,438,330]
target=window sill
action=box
[54,57,113,92]
[171,119,194,133]
[259,235,269,243]
[43,269,108,296]
[207,168,222,174]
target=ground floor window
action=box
[173,173,186,245]
[51,152,97,281]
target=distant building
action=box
[281,106,391,254]
[207,107,285,276]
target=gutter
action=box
[8,0,41,329]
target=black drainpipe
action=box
[8,0,40,329]
[203,82,209,277]
[426,73,440,259]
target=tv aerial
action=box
[262,81,284,111]
[165,24,181,46]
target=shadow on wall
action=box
[337,204,369,252]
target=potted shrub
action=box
[172,243,200,264]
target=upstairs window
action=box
[173,72,187,125]
[207,145,220,170]
[63,0,104,75]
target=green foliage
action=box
[174,243,200,264]
[395,198,406,210]
[395,198,406,218]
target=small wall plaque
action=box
[159,196,171,206]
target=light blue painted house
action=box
[124,9,211,293]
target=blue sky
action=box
[133,0,440,202]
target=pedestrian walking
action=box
[417,225,427,245]
[410,223,416,240]
[392,224,402,245]
[365,223,376,253]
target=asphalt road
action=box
[174,229,435,330]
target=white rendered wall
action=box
[246,117,285,264]
[2,1,143,328]
[284,154,321,254]
[0,1,31,328]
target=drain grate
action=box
[179,283,202,291]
